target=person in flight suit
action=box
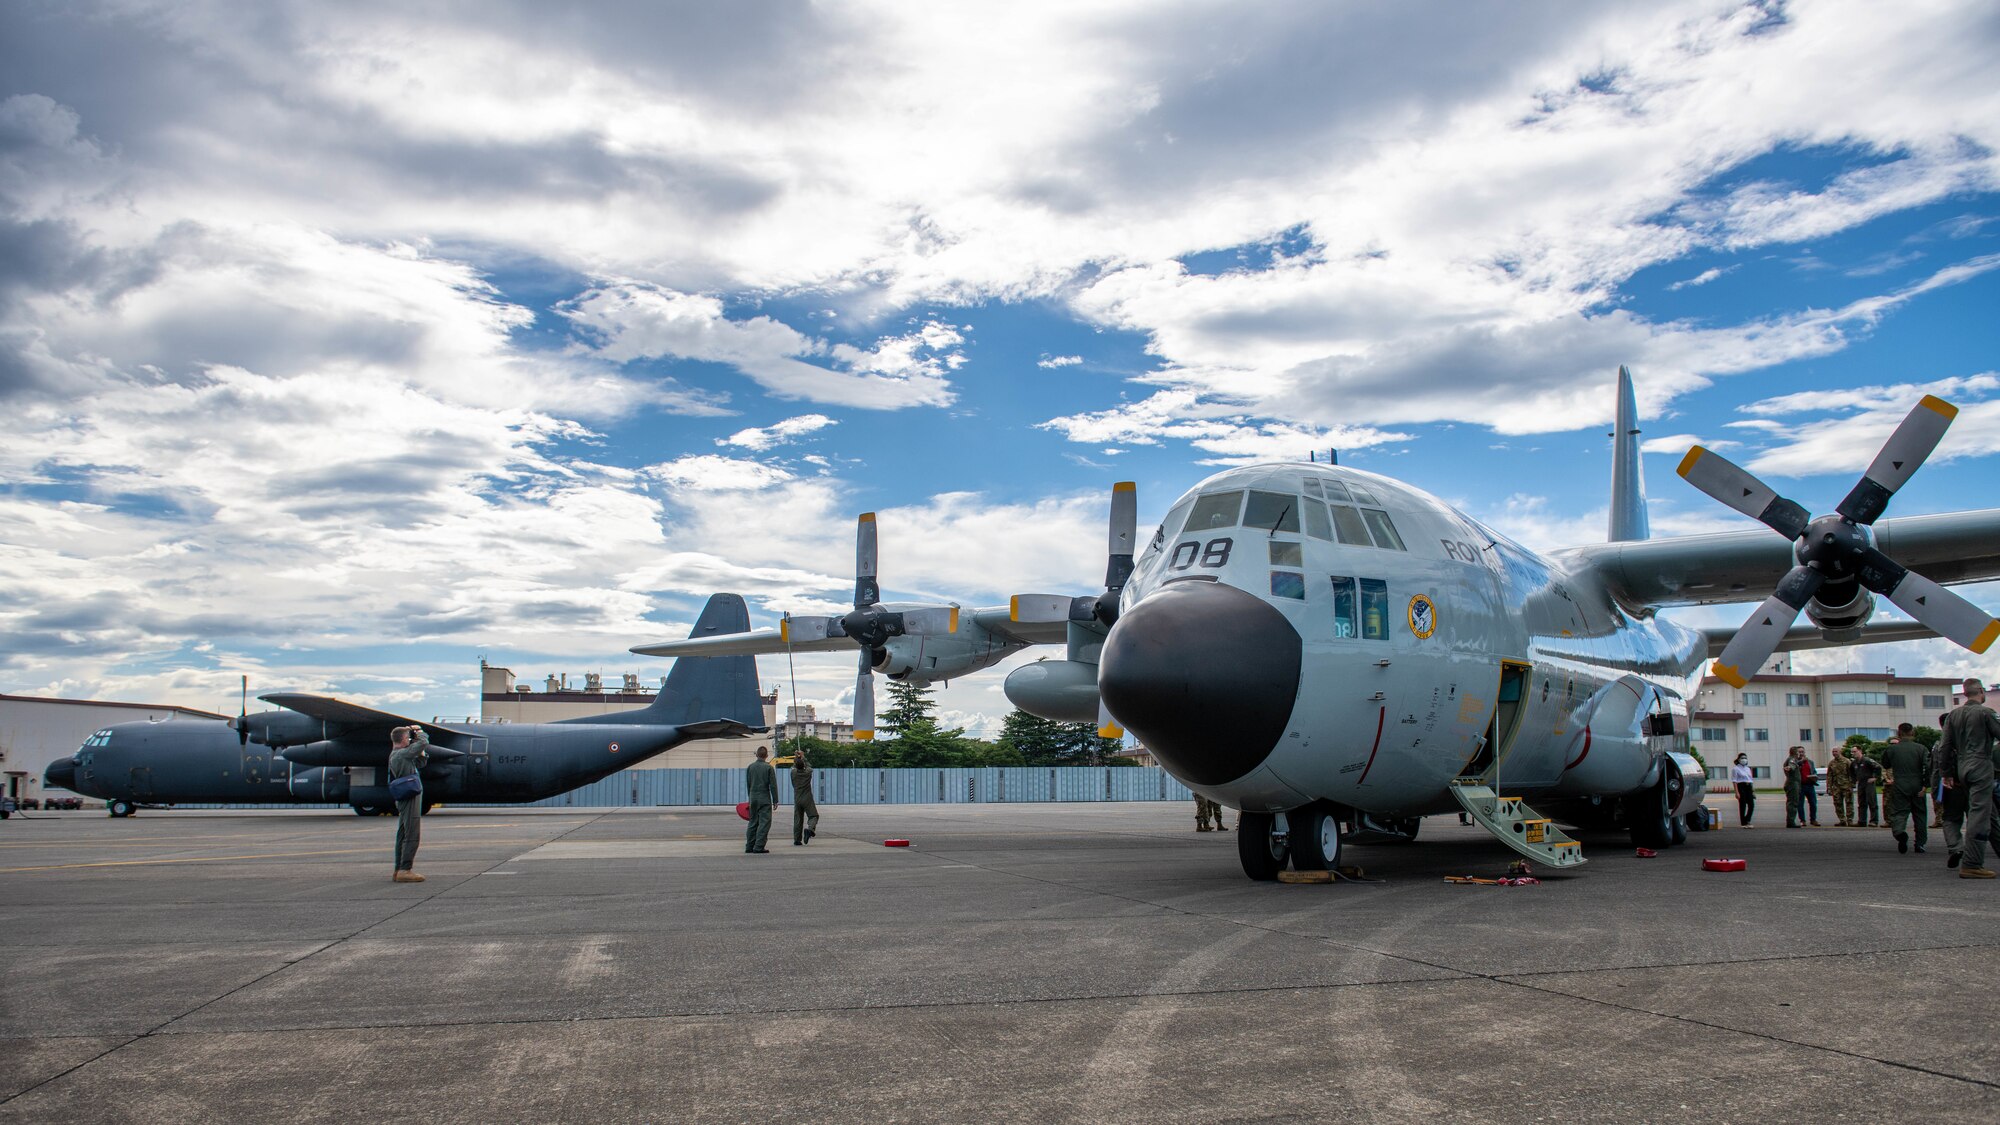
[745,746,776,854]
[1879,723,1930,855]
[1939,678,2000,879]
[388,725,429,883]
[1827,747,1855,826]
[791,747,819,846]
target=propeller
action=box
[1679,394,1998,687]
[1010,482,1139,737]
[781,512,959,740]
[235,674,249,746]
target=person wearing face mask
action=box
[1730,753,1756,828]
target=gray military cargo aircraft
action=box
[632,372,2000,880]
[44,594,767,817]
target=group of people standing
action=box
[1728,677,2000,880]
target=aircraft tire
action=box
[1669,814,1688,846]
[1237,811,1291,881]
[1289,804,1341,871]
[1626,777,1673,849]
[107,799,135,818]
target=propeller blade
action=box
[852,650,876,742]
[1010,594,1079,624]
[1880,568,2000,654]
[1676,447,1810,540]
[899,606,959,635]
[854,513,880,608]
[237,674,249,746]
[1104,481,1137,591]
[1710,565,1824,687]
[1836,395,1958,525]
[780,615,841,644]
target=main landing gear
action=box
[107,799,136,818]
[1238,803,1346,881]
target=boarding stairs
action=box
[1449,777,1587,868]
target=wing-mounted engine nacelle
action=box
[287,766,349,802]
[1805,581,1875,639]
[872,630,1018,684]
[1002,659,1099,723]
[236,711,330,749]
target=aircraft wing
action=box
[1701,620,1938,659]
[629,628,852,658]
[968,605,1070,647]
[259,693,461,739]
[1561,508,2000,609]
[629,605,1071,657]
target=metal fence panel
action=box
[1163,773,1194,802]
[817,768,882,804]
[1002,767,1053,803]
[697,768,748,806]
[937,768,974,804]
[1054,767,1103,802]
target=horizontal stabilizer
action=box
[676,718,764,739]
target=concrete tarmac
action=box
[1,800,1995,1123]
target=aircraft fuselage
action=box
[1102,462,1706,819]
[52,719,686,810]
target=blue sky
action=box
[2,1,1997,734]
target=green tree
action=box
[997,710,1126,766]
[1843,733,1876,751]
[1910,725,1941,750]
[878,678,938,739]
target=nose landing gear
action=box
[1237,811,1293,880]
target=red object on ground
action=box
[735,801,750,821]
[1702,858,1747,872]
[883,839,911,847]
[1634,847,1658,858]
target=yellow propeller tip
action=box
[1918,395,1959,420]
[1113,481,1136,493]
[1972,619,2000,655]
[853,731,874,742]
[1712,662,1748,689]
[858,512,876,523]
[1676,447,1705,478]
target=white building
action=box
[476,662,777,769]
[771,704,857,745]
[0,694,228,807]
[1689,654,1959,782]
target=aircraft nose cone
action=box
[44,758,76,789]
[1098,579,1302,786]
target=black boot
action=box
[1895,833,1908,853]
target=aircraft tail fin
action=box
[640,594,767,729]
[1608,365,1649,542]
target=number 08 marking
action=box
[1169,537,1235,571]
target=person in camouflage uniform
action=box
[1879,722,1929,854]
[1853,746,1883,828]
[1938,678,2000,879]
[1195,795,1229,831]
[1782,747,1804,828]
[791,747,819,846]
[1827,747,1855,826]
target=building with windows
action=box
[1689,654,1960,782]
[771,704,857,745]
[477,662,777,768]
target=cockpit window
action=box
[1184,490,1244,531]
[1268,541,1303,566]
[1323,480,1353,502]
[1243,491,1299,534]
[1302,502,1333,541]
[1360,508,1407,551]
[1302,478,1322,498]
[1328,504,1372,545]
[1153,497,1196,549]
[1347,482,1381,505]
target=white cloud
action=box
[1667,267,1726,290]
[560,283,957,409]
[720,413,838,451]
[1038,355,1083,368]
[1738,373,2000,478]
[644,454,796,492]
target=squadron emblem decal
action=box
[1407,594,1437,639]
